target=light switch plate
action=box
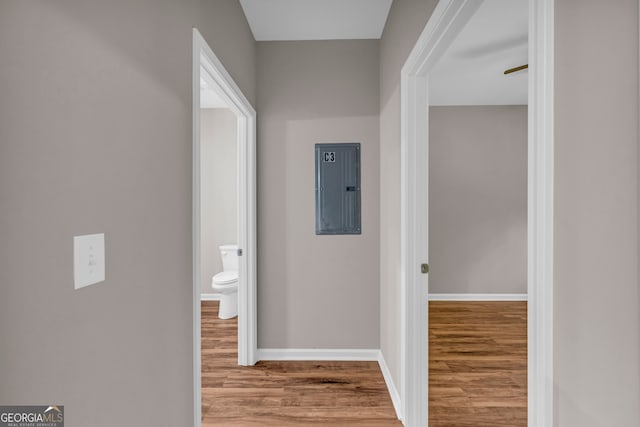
[74,233,105,290]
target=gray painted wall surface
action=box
[379,0,438,398]
[1,0,639,425]
[555,0,640,424]
[429,106,527,295]
[200,108,237,295]
[381,1,640,424]
[0,1,255,426]
[257,40,380,349]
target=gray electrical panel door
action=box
[315,143,361,235]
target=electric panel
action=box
[315,143,361,235]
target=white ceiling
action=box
[237,0,526,105]
[429,0,528,106]
[239,0,393,41]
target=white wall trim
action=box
[429,293,528,301]
[528,0,555,425]
[200,293,221,301]
[257,348,379,361]
[377,350,403,422]
[400,1,554,426]
[400,2,483,425]
[193,28,258,427]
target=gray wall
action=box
[0,1,255,426]
[555,0,640,425]
[381,1,640,424]
[256,40,380,349]
[200,108,237,295]
[2,0,639,425]
[429,106,527,295]
[379,0,438,397]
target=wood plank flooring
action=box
[429,301,528,427]
[202,300,527,426]
[201,301,401,426]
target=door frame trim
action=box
[399,0,554,425]
[192,28,258,426]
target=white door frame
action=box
[192,28,258,426]
[400,1,554,426]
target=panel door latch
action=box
[421,263,429,274]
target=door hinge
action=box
[421,263,429,274]
[237,248,243,257]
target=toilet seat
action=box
[212,271,238,285]
[211,245,239,319]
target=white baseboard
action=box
[428,293,528,301]
[377,350,403,422]
[200,293,221,301]
[257,348,379,361]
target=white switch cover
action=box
[74,233,105,290]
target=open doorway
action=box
[400,0,554,425]
[427,1,528,424]
[192,29,257,425]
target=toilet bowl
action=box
[211,244,238,319]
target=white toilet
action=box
[211,244,239,319]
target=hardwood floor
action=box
[201,301,401,426]
[429,301,528,427]
[201,300,527,426]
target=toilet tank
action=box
[219,244,238,271]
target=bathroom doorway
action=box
[192,29,257,426]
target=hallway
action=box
[201,301,401,426]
